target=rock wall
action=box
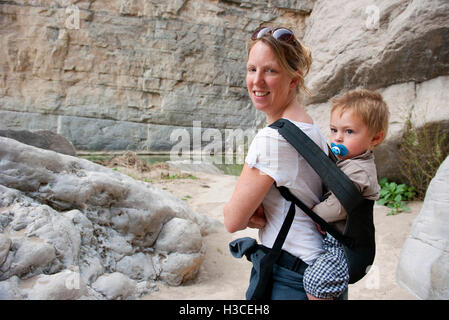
[0,0,312,151]
[303,0,449,105]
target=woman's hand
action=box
[315,223,326,235]
[310,204,326,235]
[247,204,266,229]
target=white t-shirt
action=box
[245,120,328,265]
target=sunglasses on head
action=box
[251,27,295,43]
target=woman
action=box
[223,26,330,300]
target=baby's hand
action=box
[247,204,266,229]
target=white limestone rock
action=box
[0,137,218,299]
[26,269,89,300]
[116,252,157,281]
[154,217,203,254]
[92,272,137,300]
[396,156,449,299]
[0,276,25,300]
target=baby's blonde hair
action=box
[331,89,390,141]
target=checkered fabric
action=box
[303,233,349,299]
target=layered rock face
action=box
[0,136,219,299]
[0,0,312,151]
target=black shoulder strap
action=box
[269,118,364,213]
[275,184,352,246]
[250,200,296,300]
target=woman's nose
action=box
[254,70,264,86]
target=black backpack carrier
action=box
[268,118,376,285]
[234,118,376,300]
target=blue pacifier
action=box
[331,143,348,156]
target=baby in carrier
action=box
[304,89,390,299]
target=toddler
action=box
[303,89,390,300]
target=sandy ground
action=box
[115,162,419,300]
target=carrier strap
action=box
[269,118,364,213]
[276,185,354,248]
[250,200,296,300]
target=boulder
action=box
[0,234,11,267]
[396,156,449,299]
[25,269,89,300]
[0,276,25,300]
[0,129,76,156]
[91,273,137,300]
[154,217,206,285]
[154,218,203,254]
[303,0,449,105]
[0,137,219,299]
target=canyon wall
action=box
[0,0,312,151]
[1,0,449,181]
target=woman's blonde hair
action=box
[331,89,390,139]
[247,27,312,95]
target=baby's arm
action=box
[312,192,347,223]
[313,157,372,223]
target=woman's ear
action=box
[289,77,300,90]
[370,130,385,148]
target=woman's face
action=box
[246,41,297,116]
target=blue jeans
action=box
[229,237,348,300]
[251,264,348,300]
[270,264,308,300]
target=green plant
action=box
[163,173,198,180]
[377,178,416,216]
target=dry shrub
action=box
[398,120,449,199]
[105,151,169,173]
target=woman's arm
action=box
[223,163,274,233]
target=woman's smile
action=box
[254,91,270,97]
[253,90,270,100]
